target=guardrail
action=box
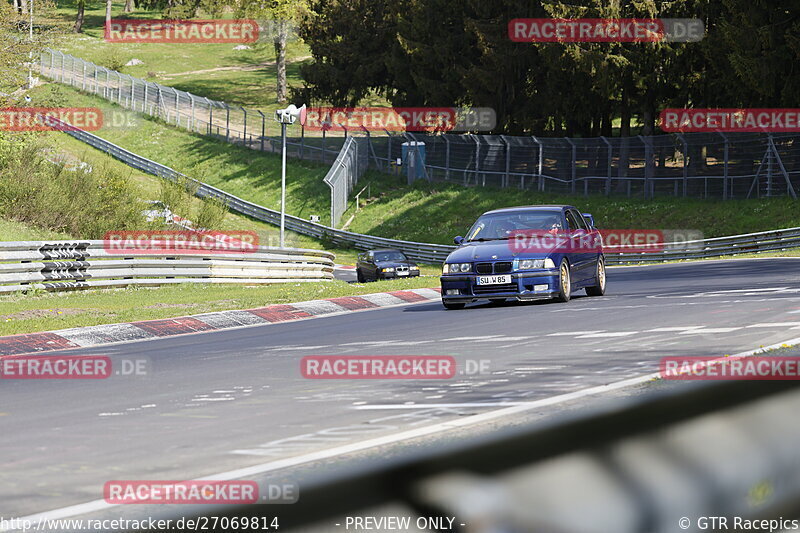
[0,241,334,293]
[55,124,800,265]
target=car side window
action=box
[570,210,589,231]
[564,211,578,231]
[367,252,374,261]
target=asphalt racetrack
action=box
[4,258,800,522]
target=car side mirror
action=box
[582,213,595,229]
[453,236,464,245]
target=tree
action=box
[124,0,134,12]
[73,0,85,32]
[0,0,60,105]
[235,0,309,104]
[300,0,400,106]
[705,0,800,107]
[106,0,113,26]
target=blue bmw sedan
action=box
[440,205,606,310]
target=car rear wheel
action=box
[585,256,606,296]
[443,301,466,310]
[554,260,571,303]
[356,269,365,283]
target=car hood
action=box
[375,261,417,268]
[446,241,556,262]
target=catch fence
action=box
[38,49,800,201]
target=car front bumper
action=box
[380,271,421,279]
[440,270,560,302]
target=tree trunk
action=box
[105,0,112,26]
[601,112,613,137]
[73,0,85,33]
[641,106,654,136]
[619,84,631,137]
[13,0,20,14]
[123,0,133,13]
[274,20,288,104]
[19,0,27,13]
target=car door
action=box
[565,210,593,283]
[365,252,378,279]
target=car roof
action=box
[482,205,575,215]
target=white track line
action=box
[6,335,800,530]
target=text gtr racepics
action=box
[440,205,606,310]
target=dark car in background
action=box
[440,205,605,309]
[357,249,421,282]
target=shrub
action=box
[0,136,148,238]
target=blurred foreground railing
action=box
[202,379,800,532]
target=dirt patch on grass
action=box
[1,308,101,320]
[162,56,311,79]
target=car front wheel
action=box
[585,256,606,296]
[554,260,571,303]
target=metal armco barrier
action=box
[0,241,334,293]
[55,123,800,264]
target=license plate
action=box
[476,275,511,285]
[397,270,409,276]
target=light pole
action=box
[274,104,306,248]
[27,0,34,88]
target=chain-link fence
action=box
[39,48,350,166]
[370,131,800,200]
[323,136,365,228]
[39,48,800,201]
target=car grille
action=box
[473,282,518,294]
[475,262,512,275]
[475,262,493,274]
[494,262,512,274]
[396,266,409,273]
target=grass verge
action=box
[0,277,438,336]
[34,81,800,243]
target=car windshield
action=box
[466,212,564,241]
[375,251,408,262]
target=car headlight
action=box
[382,267,395,272]
[410,265,419,270]
[514,258,557,270]
[444,263,470,274]
[515,259,543,270]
